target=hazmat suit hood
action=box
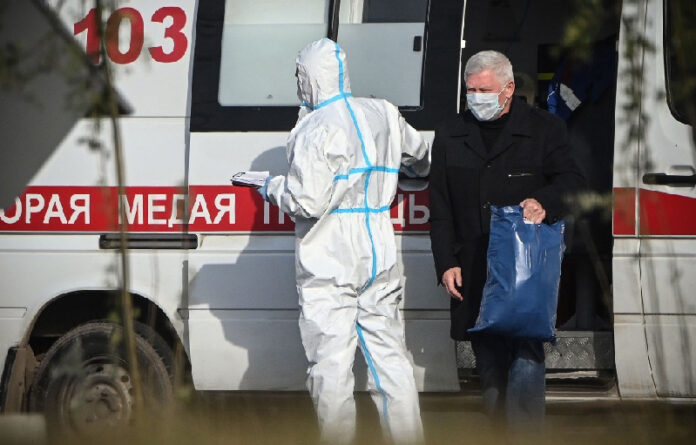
[296,38,351,109]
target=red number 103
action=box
[74,7,187,64]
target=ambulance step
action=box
[455,331,615,370]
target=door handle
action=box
[642,173,696,186]
[413,36,422,52]
[99,233,198,249]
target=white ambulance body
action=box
[612,0,696,397]
[0,0,694,423]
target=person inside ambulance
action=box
[257,38,430,444]
[429,50,585,428]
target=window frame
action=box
[663,0,694,126]
[190,0,462,132]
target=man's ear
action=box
[506,81,516,99]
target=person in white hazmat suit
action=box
[257,38,430,444]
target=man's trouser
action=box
[471,333,546,429]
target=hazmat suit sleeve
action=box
[398,114,430,178]
[265,125,335,219]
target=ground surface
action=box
[39,388,696,445]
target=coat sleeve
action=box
[428,127,459,283]
[398,113,430,177]
[265,125,335,219]
[530,116,586,222]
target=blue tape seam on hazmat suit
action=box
[357,322,392,433]
[308,41,395,428]
[327,42,399,287]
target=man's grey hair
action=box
[464,50,514,84]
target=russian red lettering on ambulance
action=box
[0,186,430,232]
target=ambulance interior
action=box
[461,0,622,336]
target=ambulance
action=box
[0,0,694,431]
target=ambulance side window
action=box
[218,0,328,106]
[664,0,696,126]
[191,0,459,132]
[191,0,329,131]
[336,0,428,108]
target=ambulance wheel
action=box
[28,321,174,436]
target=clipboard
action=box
[231,171,269,187]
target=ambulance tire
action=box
[28,321,174,436]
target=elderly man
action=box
[429,50,584,427]
[258,38,429,444]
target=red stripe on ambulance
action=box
[613,187,636,235]
[613,187,696,236]
[639,188,696,235]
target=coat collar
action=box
[448,98,534,159]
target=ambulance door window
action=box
[460,0,621,332]
[191,0,462,131]
[191,0,329,131]
[664,0,696,126]
[218,0,328,106]
[336,0,428,108]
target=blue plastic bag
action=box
[468,205,565,341]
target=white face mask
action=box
[466,88,509,121]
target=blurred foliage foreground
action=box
[35,392,696,445]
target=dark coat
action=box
[429,98,585,340]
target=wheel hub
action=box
[66,363,133,434]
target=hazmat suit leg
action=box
[298,272,423,444]
[298,284,359,444]
[357,265,424,444]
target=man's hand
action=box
[442,267,463,301]
[520,198,546,223]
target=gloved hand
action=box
[256,177,271,202]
